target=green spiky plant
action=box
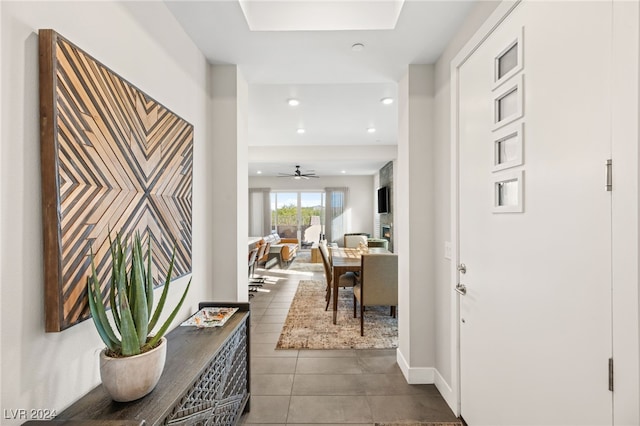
[87,231,191,357]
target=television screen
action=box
[377,186,390,213]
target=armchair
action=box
[344,233,370,248]
[353,253,398,336]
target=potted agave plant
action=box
[87,231,191,402]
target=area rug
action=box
[287,261,324,272]
[294,250,311,262]
[286,250,323,272]
[276,279,398,349]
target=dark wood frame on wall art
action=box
[39,29,194,332]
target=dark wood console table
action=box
[30,302,250,426]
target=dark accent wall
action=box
[379,161,394,252]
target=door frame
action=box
[448,0,640,423]
[449,1,523,416]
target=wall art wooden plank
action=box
[39,29,193,332]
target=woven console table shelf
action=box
[37,302,250,426]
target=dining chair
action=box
[319,241,356,311]
[248,246,264,291]
[344,233,368,248]
[256,241,271,269]
[247,247,262,295]
[318,242,333,310]
[353,253,398,336]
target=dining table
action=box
[329,246,388,324]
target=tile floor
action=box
[239,256,461,425]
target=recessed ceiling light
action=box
[367,127,376,133]
[297,128,305,134]
[381,97,393,105]
[351,43,365,52]
[341,170,347,174]
[288,98,300,106]
[257,170,262,174]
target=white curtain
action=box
[324,187,348,246]
[249,188,271,237]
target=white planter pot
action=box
[99,337,167,402]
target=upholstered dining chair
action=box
[248,247,258,278]
[249,244,265,291]
[256,241,271,269]
[353,253,398,336]
[247,247,263,295]
[318,242,333,310]
[344,233,369,248]
[319,241,356,311]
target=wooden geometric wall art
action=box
[39,30,193,332]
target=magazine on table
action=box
[180,307,239,328]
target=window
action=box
[492,170,524,213]
[493,123,524,172]
[270,191,325,243]
[493,74,524,131]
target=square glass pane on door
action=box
[498,43,518,79]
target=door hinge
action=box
[606,159,613,191]
[608,357,614,391]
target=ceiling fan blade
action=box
[274,166,320,178]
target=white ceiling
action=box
[164,0,477,176]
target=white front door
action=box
[456,2,612,424]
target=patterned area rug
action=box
[286,250,323,272]
[276,279,398,349]
[294,250,311,262]
[287,261,324,272]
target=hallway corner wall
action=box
[0,2,211,421]
[397,64,436,382]
[432,0,501,410]
[209,64,249,302]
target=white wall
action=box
[393,7,501,398]
[249,175,375,238]
[432,1,501,406]
[396,65,436,383]
[0,2,212,421]
[210,65,249,302]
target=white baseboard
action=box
[396,349,458,415]
[434,368,458,415]
[396,348,434,384]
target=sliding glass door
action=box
[301,192,324,244]
[271,192,298,239]
[271,191,325,244]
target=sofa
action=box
[258,232,299,268]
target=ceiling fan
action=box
[278,165,319,179]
